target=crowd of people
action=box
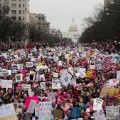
[0,42,120,120]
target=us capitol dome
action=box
[68,19,80,43]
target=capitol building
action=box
[63,19,80,43]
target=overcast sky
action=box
[30,0,104,33]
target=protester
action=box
[0,41,120,120]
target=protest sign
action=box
[116,71,120,81]
[69,107,82,119]
[1,53,7,59]
[48,92,55,101]
[100,86,107,97]
[40,82,46,90]
[40,74,45,81]
[0,80,12,89]
[17,64,23,70]
[37,102,52,120]
[15,74,23,82]
[93,109,106,120]
[25,96,39,109]
[106,106,119,120]
[0,69,9,77]
[93,98,103,111]
[79,68,86,78]
[60,69,68,76]
[108,79,119,86]
[52,78,61,90]
[53,72,58,78]
[54,109,63,119]
[22,84,31,90]
[27,100,37,113]
[36,66,48,71]
[60,72,72,86]
[0,103,17,120]
[26,62,33,67]
[29,73,35,81]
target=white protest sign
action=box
[15,74,23,82]
[1,53,7,59]
[68,67,74,75]
[27,100,37,113]
[40,74,45,81]
[0,80,12,88]
[48,93,56,102]
[52,78,61,90]
[116,71,120,81]
[0,69,9,77]
[22,84,31,90]
[36,66,48,71]
[53,72,58,78]
[79,68,86,78]
[26,62,33,68]
[60,72,72,86]
[0,103,17,120]
[108,79,119,87]
[93,98,103,111]
[38,102,52,120]
[106,106,119,120]
[93,109,106,120]
[40,82,46,90]
[17,64,23,70]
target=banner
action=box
[37,102,52,120]
[0,80,12,88]
[106,106,119,120]
[93,98,103,111]
[0,103,17,120]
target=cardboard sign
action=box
[27,100,37,113]
[54,109,63,119]
[15,74,23,82]
[69,107,82,119]
[37,102,52,120]
[60,72,72,86]
[106,106,119,120]
[25,96,39,109]
[0,80,12,88]
[93,98,103,111]
[0,103,17,120]
[26,62,33,68]
[100,87,107,97]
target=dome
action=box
[68,19,78,32]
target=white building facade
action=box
[0,0,29,23]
